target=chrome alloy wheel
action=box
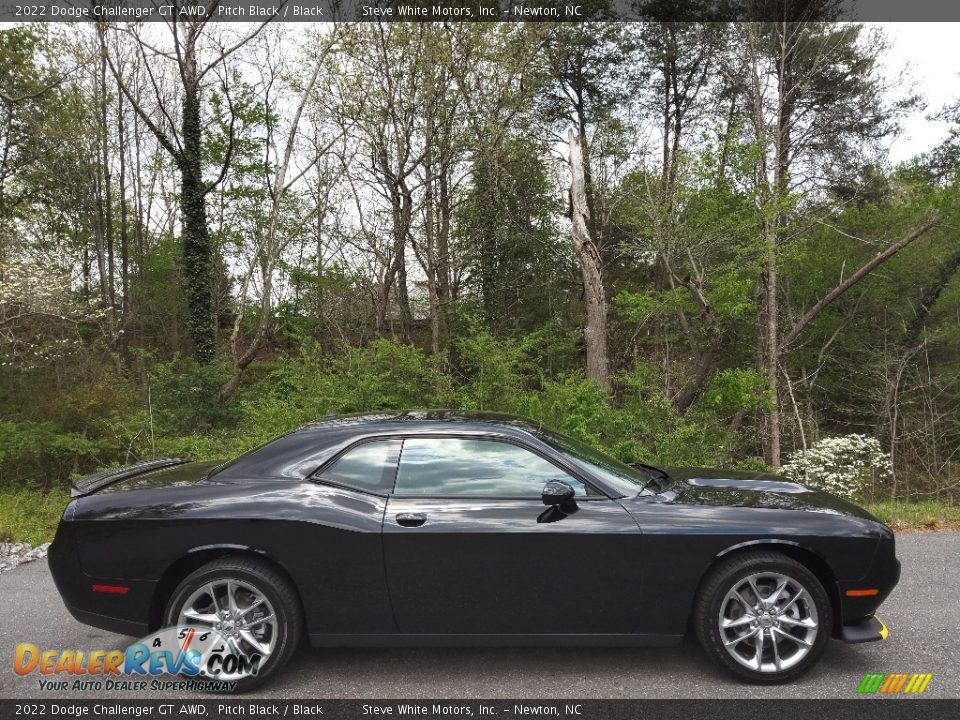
[718,572,819,673]
[177,579,277,676]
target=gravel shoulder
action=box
[1,533,957,699]
[0,541,51,575]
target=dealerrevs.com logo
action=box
[857,672,933,695]
[14,626,261,693]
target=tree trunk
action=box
[423,53,440,357]
[376,268,393,334]
[92,170,109,308]
[387,185,414,343]
[395,244,413,342]
[217,46,329,403]
[761,223,781,469]
[100,43,115,317]
[437,166,452,306]
[759,26,796,470]
[424,170,440,356]
[82,245,91,302]
[117,81,130,361]
[179,78,215,362]
[568,129,609,391]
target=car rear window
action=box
[317,439,401,493]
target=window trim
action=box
[390,434,605,500]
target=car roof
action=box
[296,410,544,435]
[216,411,550,481]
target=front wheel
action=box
[164,556,302,691]
[694,552,832,683]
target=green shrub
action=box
[0,485,71,543]
[0,330,778,488]
[0,420,111,487]
[144,356,239,435]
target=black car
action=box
[49,411,900,689]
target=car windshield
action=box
[535,428,659,497]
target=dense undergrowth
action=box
[1,331,771,491]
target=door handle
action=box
[396,513,426,527]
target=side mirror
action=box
[542,479,575,506]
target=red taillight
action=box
[845,588,879,597]
[91,584,129,594]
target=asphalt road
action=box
[2,533,957,700]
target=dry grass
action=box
[864,500,960,532]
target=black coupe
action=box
[49,411,900,689]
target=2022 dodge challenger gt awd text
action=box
[49,411,900,690]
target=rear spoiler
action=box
[71,458,187,497]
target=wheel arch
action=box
[148,544,306,634]
[697,539,843,638]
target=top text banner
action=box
[2,0,959,23]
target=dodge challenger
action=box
[49,411,900,690]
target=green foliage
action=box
[143,357,239,436]
[613,289,694,326]
[0,327,765,490]
[707,272,755,322]
[0,485,70,544]
[514,365,746,470]
[453,323,578,412]
[127,235,189,357]
[1,22,957,513]
[227,339,451,450]
[0,360,139,485]
[702,369,772,416]
[517,376,614,448]
[456,137,570,333]
[0,420,107,487]
[455,330,527,412]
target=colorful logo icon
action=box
[857,672,933,695]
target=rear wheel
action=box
[694,552,832,683]
[163,556,302,691]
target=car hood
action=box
[657,465,880,521]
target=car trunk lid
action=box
[71,459,188,497]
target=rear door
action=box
[382,435,643,635]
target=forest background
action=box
[2,14,960,542]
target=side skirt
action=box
[308,633,684,648]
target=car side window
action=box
[318,439,401,493]
[394,437,589,497]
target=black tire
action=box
[694,551,832,684]
[164,556,302,692]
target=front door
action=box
[382,436,643,635]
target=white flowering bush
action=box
[781,434,893,500]
[0,258,103,368]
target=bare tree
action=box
[218,28,341,402]
[333,24,430,342]
[737,20,911,466]
[569,128,609,390]
[103,14,275,361]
